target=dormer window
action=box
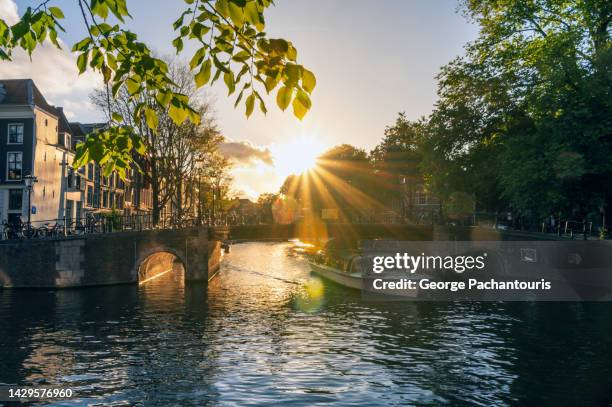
[59,132,72,150]
[8,123,24,144]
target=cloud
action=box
[231,185,261,200]
[0,0,18,24]
[218,140,274,167]
[0,0,103,122]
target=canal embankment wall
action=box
[0,227,221,289]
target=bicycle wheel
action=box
[22,225,37,239]
[71,221,86,235]
[37,226,49,238]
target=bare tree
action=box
[91,57,229,224]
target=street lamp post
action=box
[24,174,38,225]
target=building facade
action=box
[0,79,84,225]
[0,79,152,228]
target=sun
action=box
[272,136,325,177]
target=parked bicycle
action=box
[71,214,104,235]
[37,222,65,239]
[2,220,38,240]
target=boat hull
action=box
[309,262,363,289]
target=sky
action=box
[3,0,478,199]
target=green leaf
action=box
[223,71,235,95]
[155,89,173,107]
[112,112,124,123]
[245,93,255,117]
[276,86,292,111]
[302,68,316,93]
[88,140,105,162]
[287,45,297,61]
[244,2,264,31]
[264,74,280,93]
[215,0,230,18]
[102,65,112,83]
[144,107,158,131]
[234,89,245,108]
[228,2,245,26]
[232,50,251,62]
[212,55,230,73]
[169,101,189,124]
[76,52,89,74]
[133,135,147,155]
[49,29,60,47]
[268,39,289,54]
[190,47,206,70]
[48,7,64,19]
[187,107,201,124]
[91,0,109,19]
[195,59,212,88]
[254,91,267,114]
[172,37,183,53]
[191,23,210,40]
[126,78,140,95]
[292,90,311,120]
[285,64,301,86]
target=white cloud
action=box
[0,0,18,24]
[0,0,103,122]
[218,140,274,167]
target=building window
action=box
[103,190,108,208]
[86,186,93,206]
[93,187,100,208]
[8,189,22,210]
[87,163,94,180]
[8,124,24,144]
[7,152,22,180]
[67,168,74,188]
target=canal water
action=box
[1,241,612,406]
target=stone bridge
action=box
[0,227,222,288]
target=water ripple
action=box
[1,242,612,406]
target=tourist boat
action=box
[309,255,364,290]
[307,238,421,297]
[307,236,364,289]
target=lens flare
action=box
[295,277,325,313]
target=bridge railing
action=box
[0,213,211,241]
[4,210,607,241]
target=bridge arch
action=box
[136,248,187,284]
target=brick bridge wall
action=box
[0,227,221,288]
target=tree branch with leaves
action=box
[0,0,316,178]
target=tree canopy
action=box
[421,0,611,220]
[0,0,316,177]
